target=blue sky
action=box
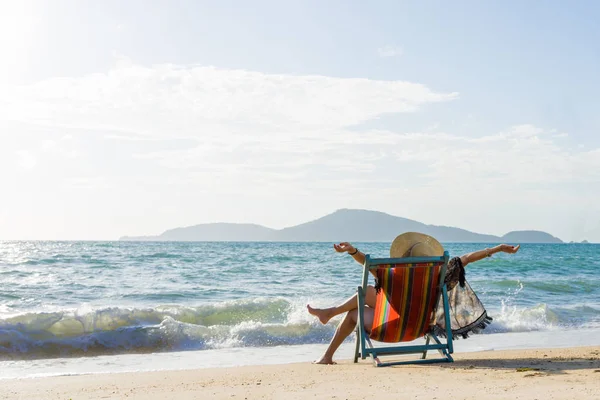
[19,0,600,147]
[0,1,599,241]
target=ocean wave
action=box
[0,299,334,359]
[1,299,598,360]
[134,252,185,260]
[486,303,600,333]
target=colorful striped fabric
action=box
[369,262,444,343]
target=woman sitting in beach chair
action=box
[307,233,520,365]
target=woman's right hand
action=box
[333,242,356,254]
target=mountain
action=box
[273,209,500,242]
[501,230,562,243]
[120,208,563,243]
[121,223,275,242]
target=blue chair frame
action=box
[354,251,454,367]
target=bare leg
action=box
[307,285,377,324]
[314,306,374,364]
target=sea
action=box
[1,241,599,379]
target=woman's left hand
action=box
[501,244,520,254]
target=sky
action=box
[0,0,599,242]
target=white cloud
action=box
[377,45,403,58]
[9,135,78,171]
[0,63,456,138]
[0,62,598,242]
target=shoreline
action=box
[2,327,600,380]
[2,345,599,399]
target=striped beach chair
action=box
[354,251,454,367]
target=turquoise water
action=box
[0,241,599,362]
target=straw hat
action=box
[390,232,444,258]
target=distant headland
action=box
[120,209,565,243]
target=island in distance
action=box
[120,209,565,243]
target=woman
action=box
[307,235,520,365]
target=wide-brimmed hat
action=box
[390,232,444,258]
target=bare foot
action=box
[313,356,336,365]
[306,304,333,325]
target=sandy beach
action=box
[2,346,598,400]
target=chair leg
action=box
[354,327,360,363]
[422,335,430,359]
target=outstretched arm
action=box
[460,244,520,267]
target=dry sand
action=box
[2,346,599,400]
